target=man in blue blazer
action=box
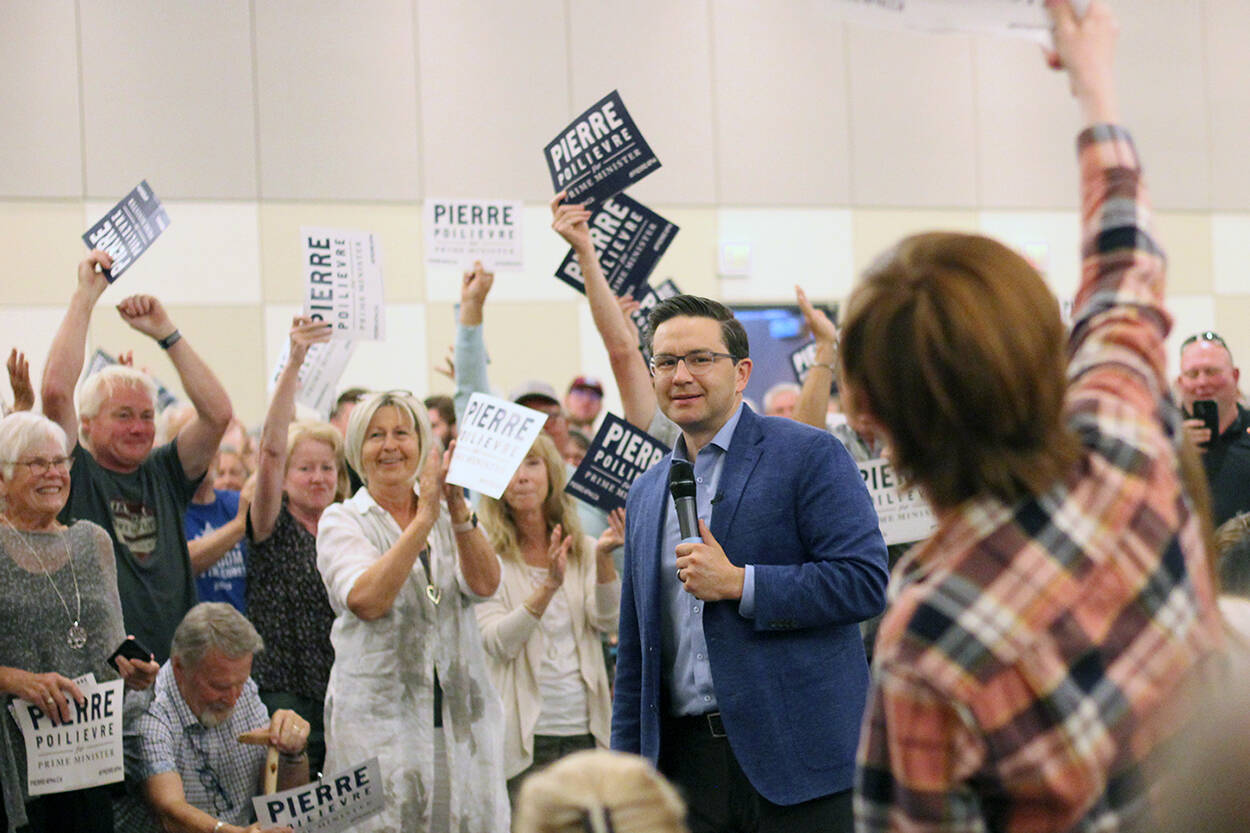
[612,294,889,833]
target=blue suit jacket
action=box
[610,405,889,804]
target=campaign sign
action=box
[267,339,357,419]
[836,0,1091,46]
[446,393,548,499]
[630,278,683,347]
[302,228,386,341]
[254,757,383,833]
[424,199,524,271]
[85,349,179,411]
[82,180,170,281]
[790,341,820,384]
[544,90,661,207]
[566,414,668,512]
[858,457,938,546]
[7,675,123,795]
[555,194,679,301]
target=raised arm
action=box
[551,193,657,430]
[452,263,494,421]
[41,250,113,443]
[250,317,333,542]
[793,285,839,429]
[115,295,233,480]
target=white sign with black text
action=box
[836,0,1091,45]
[253,757,384,833]
[301,228,386,341]
[858,457,938,546]
[267,339,357,419]
[424,199,524,271]
[445,393,548,499]
[7,673,124,796]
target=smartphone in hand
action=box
[1192,399,1219,445]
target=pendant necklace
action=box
[2,517,86,648]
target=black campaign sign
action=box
[790,341,820,384]
[630,278,682,345]
[555,194,678,300]
[544,90,661,207]
[82,180,170,282]
[565,413,668,512]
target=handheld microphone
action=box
[668,460,702,544]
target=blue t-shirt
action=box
[185,490,248,613]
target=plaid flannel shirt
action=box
[854,125,1223,833]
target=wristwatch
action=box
[452,512,478,534]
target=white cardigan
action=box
[476,535,620,778]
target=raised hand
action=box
[6,349,33,412]
[288,315,333,362]
[796,285,838,345]
[544,524,572,590]
[116,294,176,341]
[550,191,594,253]
[76,250,113,301]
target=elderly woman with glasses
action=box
[315,391,507,833]
[0,412,158,833]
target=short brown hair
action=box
[839,232,1079,509]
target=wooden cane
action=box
[237,727,281,794]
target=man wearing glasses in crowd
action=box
[611,294,888,833]
[1177,330,1250,525]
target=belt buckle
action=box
[706,711,726,738]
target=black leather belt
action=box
[668,710,727,738]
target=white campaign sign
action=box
[445,393,547,499]
[254,757,384,832]
[836,0,1091,45]
[301,228,386,341]
[267,339,357,419]
[424,198,524,271]
[858,457,939,546]
[7,674,124,796]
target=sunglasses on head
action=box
[1182,331,1227,350]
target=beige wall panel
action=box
[423,302,458,398]
[1213,297,1250,385]
[972,36,1081,210]
[716,208,853,303]
[710,0,849,206]
[83,200,262,306]
[417,0,568,201]
[476,302,582,402]
[0,306,70,414]
[977,210,1080,302]
[1114,1,1209,211]
[1207,0,1250,211]
[846,26,977,208]
[254,0,421,201]
[650,207,717,299]
[0,201,89,304]
[568,0,716,205]
[425,205,578,304]
[78,0,257,200]
[259,202,424,303]
[1154,213,1212,296]
[1211,215,1250,297]
[1164,294,1217,380]
[89,304,266,425]
[851,208,980,277]
[0,1,82,197]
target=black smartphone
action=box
[108,636,154,667]
[1192,399,1219,444]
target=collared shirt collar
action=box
[674,401,745,462]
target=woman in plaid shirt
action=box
[841,2,1224,831]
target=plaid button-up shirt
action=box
[854,125,1223,833]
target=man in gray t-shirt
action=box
[42,250,233,663]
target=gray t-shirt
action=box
[60,441,200,663]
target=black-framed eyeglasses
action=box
[189,733,234,814]
[1182,331,1227,350]
[4,457,73,475]
[648,350,739,377]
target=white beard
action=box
[197,707,233,729]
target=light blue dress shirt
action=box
[661,403,757,716]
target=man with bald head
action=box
[1177,331,1250,525]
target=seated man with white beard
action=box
[116,603,310,833]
